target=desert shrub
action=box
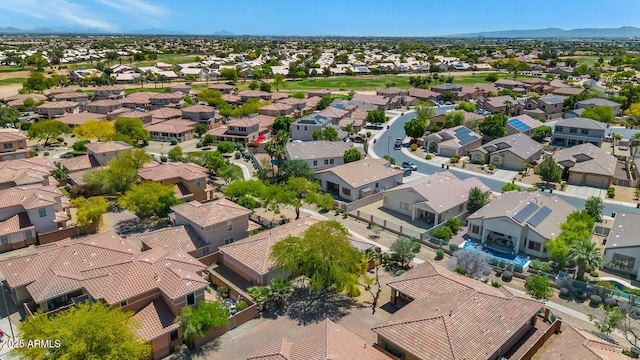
[491,281,502,288]
[590,270,599,278]
[170,138,178,145]
[409,144,418,151]
[560,288,570,298]
[502,271,513,282]
[607,187,615,198]
[43,151,49,156]
[435,249,444,260]
[576,290,587,301]
[395,270,406,276]
[235,152,241,159]
[450,157,459,164]
[489,163,497,170]
[541,262,552,273]
[160,155,168,162]
[196,142,203,148]
[217,286,229,298]
[235,300,249,311]
[531,259,543,270]
[449,243,459,252]
[455,267,467,276]
[425,154,432,160]
[513,264,523,273]
[237,196,256,210]
[56,137,64,143]
[590,295,602,306]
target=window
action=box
[313,160,317,166]
[170,330,179,342]
[581,129,588,134]
[0,236,6,245]
[3,143,12,150]
[24,230,32,239]
[224,237,234,244]
[341,187,351,196]
[120,300,127,307]
[401,202,410,211]
[375,182,379,188]
[556,126,563,132]
[186,292,196,306]
[569,128,577,133]
[304,126,307,131]
[227,220,233,231]
[528,241,541,251]
[471,225,480,234]
[383,196,389,204]
[38,208,46,218]
[195,179,201,188]
[296,126,299,130]
[324,159,329,165]
[329,159,334,164]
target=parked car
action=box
[401,161,418,171]
[351,135,367,143]
[401,167,412,176]
[394,138,402,149]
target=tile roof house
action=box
[84,141,132,166]
[86,99,123,115]
[149,93,183,110]
[238,90,272,102]
[207,117,260,143]
[209,83,234,94]
[466,191,577,259]
[316,106,350,123]
[533,325,627,360]
[553,143,616,189]
[351,94,394,110]
[170,199,252,251]
[373,261,544,360]
[552,87,588,97]
[505,114,545,136]
[181,104,221,129]
[290,114,332,142]
[136,225,206,257]
[407,88,441,102]
[147,118,196,143]
[0,158,57,188]
[479,95,515,113]
[56,112,108,129]
[423,126,482,157]
[514,96,565,120]
[469,133,543,170]
[382,171,490,225]
[0,131,33,161]
[258,102,294,117]
[35,101,80,118]
[138,162,215,202]
[550,117,607,147]
[603,212,640,280]
[248,318,389,360]
[316,158,403,201]
[285,140,363,171]
[93,85,125,100]
[148,107,183,122]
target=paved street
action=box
[372,111,640,217]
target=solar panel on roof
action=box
[508,119,532,132]
[334,104,345,109]
[513,202,539,223]
[527,206,552,227]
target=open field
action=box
[0,66,23,73]
[0,78,26,86]
[567,55,614,67]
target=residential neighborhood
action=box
[1,6,640,359]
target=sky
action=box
[0,0,639,36]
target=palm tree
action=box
[268,279,293,307]
[343,124,356,135]
[567,239,604,280]
[247,286,269,311]
[629,132,640,159]
[503,100,513,115]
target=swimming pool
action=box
[462,241,528,268]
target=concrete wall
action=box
[604,247,640,279]
[37,221,98,245]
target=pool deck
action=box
[600,276,639,290]
[462,241,530,268]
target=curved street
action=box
[371,109,640,216]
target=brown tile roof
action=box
[149,93,183,101]
[136,225,205,253]
[85,141,132,154]
[408,88,440,100]
[220,218,320,275]
[148,107,183,120]
[351,94,389,106]
[373,261,542,360]
[88,99,123,107]
[132,297,180,341]
[260,103,293,112]
[0,185,63,210]
[238,90,271,98]
[0,213,33,236]
[248,318,389,360]
[316,158,402,189]
[81,247,207,303]
[0,158,55,186]
[56,112,107,126]
[553,143,616,177]
[277,97,306,106]
[36,100,79,109]
[170,199,250,228]
[59,154,100,172]
[52,92,89,101]
[145,118,195,134]
[226,117,261,128]
[533,326,627,360]
[0,131,27,142]
[317,107,349,119]
[0,230,139,300]
[209,84,234,90]
[181,104,216,113]
[138,162,207,182]
[285,140,359,161]
[4,94,46,102]
[94,85,124,92]
[270,92,290,101]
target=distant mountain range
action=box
[0,26,234,36]
[446,26,640,38]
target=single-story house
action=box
[424,126,481,157]
[469,133,543,170]
[505,114,545,136]
[604,213,640,280]
[285,140,363,171]
[552,143,616,188]
[316,158,402,201]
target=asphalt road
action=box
[372,109,640,217]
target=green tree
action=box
[70,196,108,226]
[457,100,477,112]
[23,97,35,111]
[567,239,604,280]
[443,111,465,129]
[220,68,238,83]
[194,123,208,138]
[217,163,243,184]
[202,134,215,146]
[415,102,435,126]
[584,196,604,222]
[525,275,553,301]
[27,120,70,146]
[83,150,151,195]
[390,237,416,267]
[589,306,624,336]
[168,146,183,162]
[315,96,332,110]
[485,73,499,83]
[196,89,225,106]
[431,226,454,242]
[581,106,614,123]
[270,220,367,296]
[119,181,182,218]
[343,148,362,163]
[278,159,316,182]
[272,116,294,133]
[273,73,285,91]
[478,113,507,138]
[223,179,266,199]
[15,301,150,360]
[404,117,428,140]
[73,119,115,141]
[501,183,521,192]
[467,187,486,213]
[114,117,150,146]
[263,177,321,220]
[23,72,50,93]
[217,141,235,154]
[312,127,339,141]
[538,157,561,185]
[532,125,553,142]
[366,109,387,125]
[0,106,20,125]
[174,301,229,347]
[545,238,569,267]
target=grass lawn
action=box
[69,53,203,70]
[0,66,24,73]
[123,87,168,95]
[0,78,26,85]
[283,73,535,91]
[566,56,614,67]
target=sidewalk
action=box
[231,161,251,180]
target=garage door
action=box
[585,174,609,188]
[15,154,26,159]
[568,172,583,186]
[439,147,457,157]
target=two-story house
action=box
[86,99,124,115]
[0,158,57,188]
[207,117,261,143]
[84,141,132,166]
[52,92,89,110]
[290,114,333,141]
[238,90,272,102]
[170,199,252,251]
[0,131,33,161]
[35,101,80,118]
[285,140,364,171]
[146,119,196,142]
[93,85,125,100]
[209,83,233,94]
[258,103,294,117]
[138,162,215,202]
[149,93,183,110]
[550,117,607,147]
[181,104,222,129]
[424,126,482,157]
[505,114,545,136]
[573,98,623,117]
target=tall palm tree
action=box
[567,239,604,280]
[503,100,513,115]
[629,132,640,159]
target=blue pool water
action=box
[462,241,528,268]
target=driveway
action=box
[565,185,604,199]
[493,169,519,181]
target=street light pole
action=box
[387,136,390,156]
[1,283,14,339]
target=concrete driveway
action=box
[493,169,519,181]
[565,185,604,199]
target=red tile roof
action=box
[138,162,207,182]
[132,297,180,341]
[534,326,627,360]
[170,199,250,228]
[136,225,205,253]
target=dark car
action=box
[351,135,367,143]
[401,167,412,176]
[402,161,418,171]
